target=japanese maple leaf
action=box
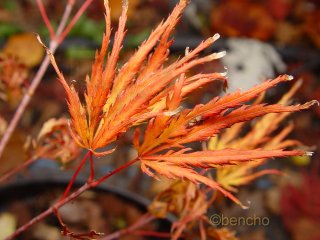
[210,80,313,192]
[44,0,317,206]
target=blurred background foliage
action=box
[0,0,319,239]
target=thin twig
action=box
[61,151,91,199]
[92,158,139,187]
[58,0,94,44]
[5,157,140,239]
[102,213,156,240]
[5,183,91,240]
[55,2,73,38]
[36,0,55,39]
[54,207,103,239]
[0,157,38,183]
[0,146,54,183]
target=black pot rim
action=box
[0,174,174,239]
[0,174,150,211]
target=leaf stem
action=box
[89,150,94,182]
[61,151,90,200]
[92,158,140,187]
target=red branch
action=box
[89,150,94,182]
[61,151,91,200]
[102,213,156,240]
[54,207,103,239]
[58,0,94,44]
[5,157,139,240]
[92,158,140,187]
[36,0,55,39]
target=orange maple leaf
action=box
[43,0,227,156]
[210,80,314,192]
[42,0,317,206]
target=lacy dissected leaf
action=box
[141,148,304,207]
[176,102,313,146]
[143,148,304,168]
[149,179,239,239]
[209,81,313,192]
[46,0,227,155]
[149,181,210,240]
[211,80,303,149]
[44,0,315,212]
[225,80,303,149]
[142,160,240,204]
[135,76,316,206]
[34,1,317,239]
[171,193,209,239]
[216,161,282,192]
[25,118,81,165]
[149,181,207,218]
[187,75,291,119]
[137,75,316,156]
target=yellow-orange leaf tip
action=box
[287,75,294,81]
[212,33,220,41]
[220,71,227,77]
[312,100,320,106]
[185,47,190,56]
[210,51,226,60]
[163,107,183,117]
[305,151,314,156]
[304,100,320,108]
